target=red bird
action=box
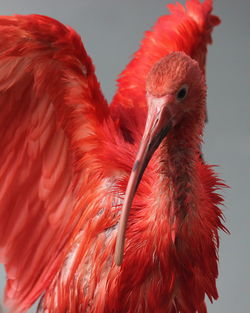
[0,1,227,312]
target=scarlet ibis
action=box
[0,0,227,312]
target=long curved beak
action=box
[114,93,174,265]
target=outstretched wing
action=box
[0,14,108,312]
[111,0,220,138]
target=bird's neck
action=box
[153,114,203,224]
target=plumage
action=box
[0,1,226,313]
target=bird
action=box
[0,0,227,312]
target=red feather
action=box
[0,14,108,311]
[110,0,220,139]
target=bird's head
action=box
[146,51,205,129]
[115,52,206,265]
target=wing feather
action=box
[111,0,220,138]
[0,14,108,312]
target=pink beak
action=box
[114,93,175,265]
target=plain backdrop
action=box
[0,0,249,312]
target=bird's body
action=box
[0,1,226,313]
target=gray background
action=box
[0,0,249,312]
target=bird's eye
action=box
[176,85,188,101]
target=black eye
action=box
[176,85,188,100]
